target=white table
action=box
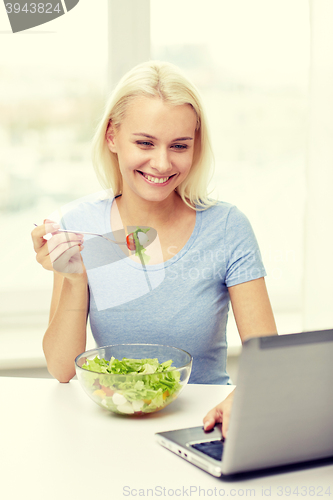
[1,378,332,500]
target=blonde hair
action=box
[91,60,216,210]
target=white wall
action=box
[303,0,333,330]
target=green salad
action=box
[80,356,182,414]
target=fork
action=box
[58,228,127,246]
[34,224,127,246]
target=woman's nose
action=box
[150,149,172,173]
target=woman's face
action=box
[106,97,197,203]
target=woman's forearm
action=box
[43,276,88,383]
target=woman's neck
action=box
[115,190,185,229]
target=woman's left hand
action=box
[203,390,235,439]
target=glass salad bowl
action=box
[75,344,193,416]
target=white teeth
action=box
[142,173,169,183]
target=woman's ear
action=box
[106,121,117,153]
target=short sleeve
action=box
[224,206,266,287]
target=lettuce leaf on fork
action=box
[133,227,150,265]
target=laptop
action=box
[155,329,333,477]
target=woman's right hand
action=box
[203,390,235,439]
[31,219,86,279]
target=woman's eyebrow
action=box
[132,133,193,141]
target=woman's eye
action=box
[137,141,153,147]
[172,144,188,150]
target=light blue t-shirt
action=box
[61,197,266,384]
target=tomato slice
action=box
[101,385,115,397]
[126,233,136,251]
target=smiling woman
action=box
[92,61,214,211]
[31,61,276,395]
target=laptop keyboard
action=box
[191,440,224,461]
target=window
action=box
[0,1,107,367]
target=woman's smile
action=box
[136,170,177,185]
